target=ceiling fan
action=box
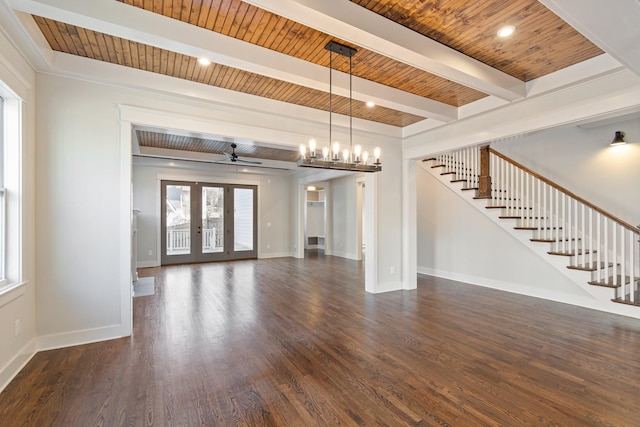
[221,143,262,165]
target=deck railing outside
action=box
[166,228,222,255]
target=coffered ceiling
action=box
[4,0,640,168]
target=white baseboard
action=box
[137,260,159,268]
[0,338,36,393]
[37,324,128,352]
[258,252,293,259]
[368,280,403,294]
[417,266,640,320]
[330,251,361,261]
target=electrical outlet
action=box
[14,319,20,336]
[390,266,395,274]
[148,250,152,256]
[267,244,271,249]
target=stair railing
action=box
[429,146,640,304]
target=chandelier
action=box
[297,41,381,173]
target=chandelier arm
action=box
[350,53,353,158]
[329,47,332,154]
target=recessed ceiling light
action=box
[197,57,211,66]
[366,101,375,107]
[497,25,516,38]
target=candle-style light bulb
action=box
[362,151,369,165]
[354,144,362,162]
[332,141,340,160]
[373,147,381,164]
[322,146,330,161]
[343,148,350,163]
[308,138,317,157]
[299,144,306,159]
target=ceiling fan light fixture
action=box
[298,41,381,173]
[497,25,516,38]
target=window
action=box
[0,79,22,292]
[0,95,5,285]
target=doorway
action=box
[161,180,257,265]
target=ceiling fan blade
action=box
[235,158,262,165]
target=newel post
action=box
[477,145,491,198]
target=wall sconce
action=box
[610,131,626,146]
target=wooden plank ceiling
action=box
[31,0,603,160]
[136,130,300,162]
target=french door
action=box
[161,180,257,265]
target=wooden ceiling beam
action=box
[243,0,526,101]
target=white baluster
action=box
[588,208,593,268]
[560,194,565,253]
[572,199,582,264]
[533,179,544,238]
[523,172,529,228]
[596,213,601,282]
[567,197,573,257]
[553,189,562,251]
[581,203,586,267]
[604,219,609,284]
[613,222,618,290]
[543,183,548,240]
[631,229,637,304]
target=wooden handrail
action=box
[489,148,640,233]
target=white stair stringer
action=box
[419,160,640,319]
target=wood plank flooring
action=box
[1,252,640,426]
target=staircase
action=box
[423,145,640,311]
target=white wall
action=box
[35,74,126,345]
[0,27,37,390]
[330,174,361,259]
[492,119,640,227]
[132,160,293,265]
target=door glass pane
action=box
[234,188,254,251]
[166,185,191,256]
[202,186,224,253]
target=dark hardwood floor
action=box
[2,252,640,426]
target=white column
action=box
[402,159,417,290]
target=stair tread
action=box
[548,250,595,256]
[567,262,612,272]
[461,187,479,191]
[530,237,580,242]
[589,275,639,288]
[440,171,456,175]
[473,195,492,199]
[450,179,467,183]
[611,295,640,307]
[514,226,563,230]
[431,164,446,169]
